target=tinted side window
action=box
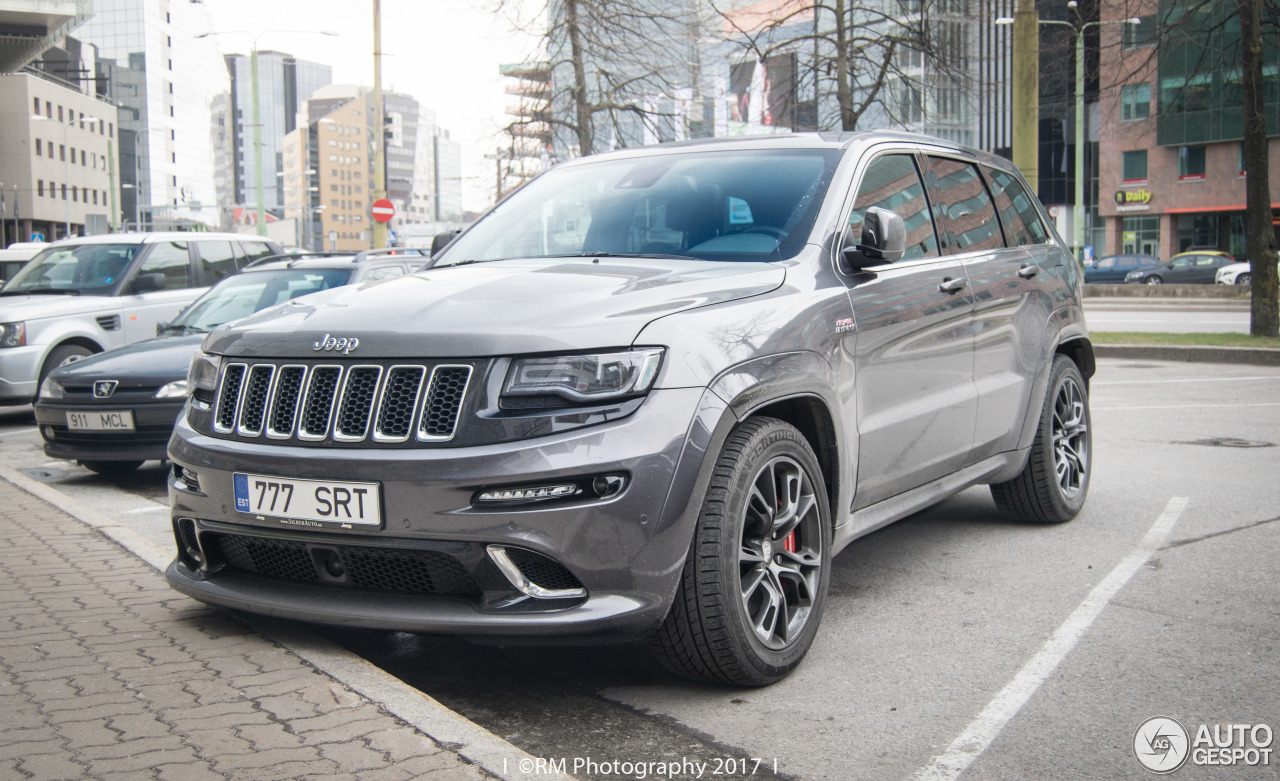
[197,241,238,283]
[929,158,1002,252]
[139,241,192,289]
[985,168,1049,246]
[849,154,938,261]
[239,241,275,262]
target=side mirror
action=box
[431,229,462,256]
[840,207,907,271]
[155,321,169,336]
[132,272,166,293]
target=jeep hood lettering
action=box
[202,258,785,358]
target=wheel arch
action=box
[40,337,104,375]
[1055,335,1096,384]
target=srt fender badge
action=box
[314,334,359,354]
[835,318,854,333]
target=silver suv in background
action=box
[166,133,1093,686]
[0,232,282,404]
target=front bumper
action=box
[165,386,727,643]
[36,399,183,462]
[0,346,42,404]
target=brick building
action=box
[1098,0,1280,261]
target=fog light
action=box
[592,474,626,498]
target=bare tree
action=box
[1114,0,1279,338]
[713,0,975,133]
[500,0,706,158]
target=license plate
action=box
[233,473,382,528]
[66,410,135,432]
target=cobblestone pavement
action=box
[0,476,494,781]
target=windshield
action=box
[167,268,352,333]
[1,243,144,295]
[435,149,841,266]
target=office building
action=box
[1098,0,1280,259]
[77,0,227,229]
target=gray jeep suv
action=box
[166,133,1093,686]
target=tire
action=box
[1237,273,1251,286]
[649,417,831,686]
[81,460,144,475]
[1145,276,1162,285]
[991,355,1092,523]
[39,344,93,386]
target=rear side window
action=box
[985,168,1049,246]
[139,241,192,289]
[239,241,275,263]
[928,157,1002,252]
[849,154,938,261]
[197,241,238,283]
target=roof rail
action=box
[243,251,356,269]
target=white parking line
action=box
[913,497,1189,781]
[1093,376,1276,386]
[1093,402,1280,411]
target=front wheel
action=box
[990,355,1091,523]
[1145,276,1163,285]
[1237,273,1252,286]
[650,417,831,686]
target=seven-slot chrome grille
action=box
[213,361,473,445]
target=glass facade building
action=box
[79,0,227,229]
[225,52,332,212]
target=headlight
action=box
[38,376,64,400]
[154,380,191,399]
[502,348,663,405]
[0,322,25,348]
[186,350,221,394]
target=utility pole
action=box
[1012,0,1039,192]
[371,0,388,249]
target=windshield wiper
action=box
[162,324,209,335]
[0,288,80,296]
[551,252,700,261]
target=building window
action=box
[72,187,78,203]
[59,145,65,162]
[1121,215,1160,254]
[61,184,67,200]
[1123,15,1156,48]
[37,181,43,197]
[35,139,42,156]
[1122,150,1148,182]
[93,190,98,205]
[47,141,54,158]
[81,149,86,166]
[57,105,63,121]
[45,101,51,118]
[32,97,40,114]
[1179,145,1206,180]
[1238,142,1247,176]
[1121,84,1151,121]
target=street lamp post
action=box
[997,9,1139,263]
[195,30,337,238]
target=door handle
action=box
[1017,264,1039,279]
[938,277,967,294]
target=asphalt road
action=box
[2,357,1277,780]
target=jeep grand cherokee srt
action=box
[166,133,1093,686]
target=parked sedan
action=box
[1215,260,1280,285]
[1125,250,1236,284]
[1083,253,1159,283]
[34,251,426,474]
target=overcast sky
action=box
[204,0,543,212]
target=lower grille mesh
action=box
[505,548,584,591]
[208,533,480,596]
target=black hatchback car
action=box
[34,250,428,474]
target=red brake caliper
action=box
[783,529,796,554]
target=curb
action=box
[0,464,573,781]
[1095,344,1280,366]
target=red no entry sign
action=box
[371,198,395,223]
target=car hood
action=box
[49,334,205,388]
[201,257,786,359]
[0,293,115,320]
